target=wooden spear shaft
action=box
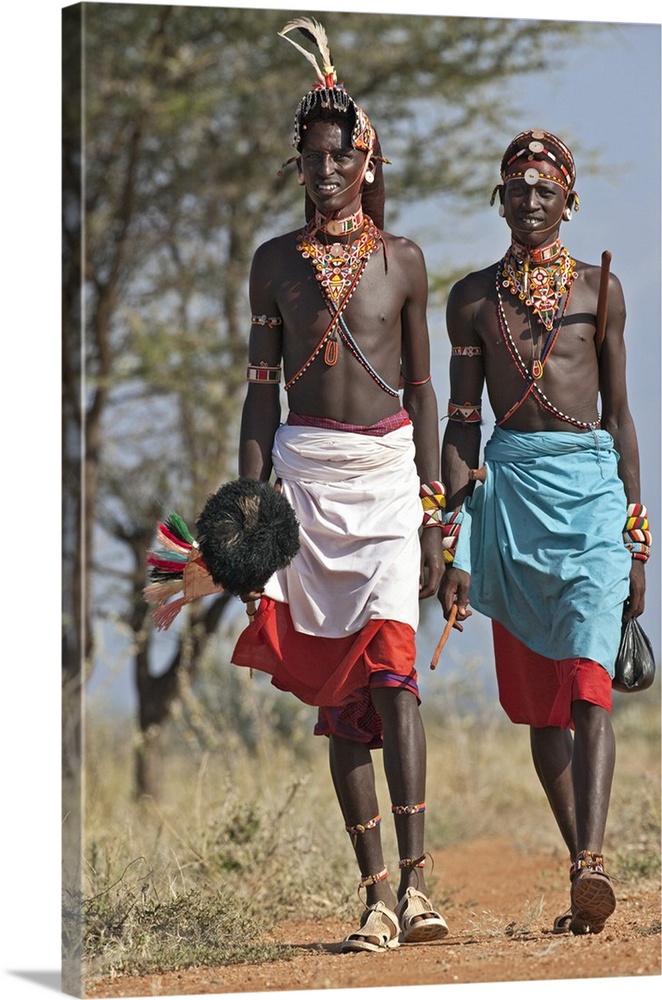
[430,604,458,670]
[595,250,612,353]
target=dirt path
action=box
[86,836,660,998]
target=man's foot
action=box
[569,851,616,934]
[340,901,401,953]
[551,907,589,935]
[395,887,449,943]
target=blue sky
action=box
[2,2,659,999]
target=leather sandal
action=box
[569,851,616,935]
[395,887,449,943]
[552,907,589,935]
[340,900,401,953]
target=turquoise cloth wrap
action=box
[453,427,631,675]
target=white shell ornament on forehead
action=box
[528,140,544,153]
[524,167,540,185]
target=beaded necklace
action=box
[286,215,399,396]
[500,238,578,333]
[297,215,382,318]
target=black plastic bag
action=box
[612,617,656,693]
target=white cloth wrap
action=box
[263,422,422,637]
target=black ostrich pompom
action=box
[195,478,300,595]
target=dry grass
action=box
[78,666,660,978]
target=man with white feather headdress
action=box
[231,17,449,952]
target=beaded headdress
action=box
[279,18,384,160]
[491,129,579,213]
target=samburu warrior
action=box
[437,129,649,935]
[231,19,449,951]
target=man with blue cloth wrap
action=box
[437,130,649,935]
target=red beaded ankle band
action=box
[399,855,426,869]
[358,866,389,889]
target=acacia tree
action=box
[63,4,593,799]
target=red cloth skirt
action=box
[232,597,419,747]
[492,621,612,730]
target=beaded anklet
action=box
[391,802,426,816]
[345,813,381,837]
[399,855,426,870]
[569,849,607,880]
[358,866,389,889]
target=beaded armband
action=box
[448,400,482,424]
[246,362,281,384]
[420,481,446,528]
[251,314,282,329]
[451,345,482,357]
[441,509,464,564]
[623,503,651,563]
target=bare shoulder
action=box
[251,229,299,269]
[573,257,626,312]
[381,230,427,269]
[448,263,496,309]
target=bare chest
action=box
[275,236,406,348]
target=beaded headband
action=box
[490,129,579,213]
[501,129,576,190]
[279,18,386,161]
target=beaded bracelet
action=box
[441,509,464,564]
[420,481,446,527]
[623,502,652,563]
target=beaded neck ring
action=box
[313,206,364,237]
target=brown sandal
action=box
[552,908,589,935]
[569,851,616,934]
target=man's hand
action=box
[623,559,646,619]
[419,528,444,599]
[437,565,472,631]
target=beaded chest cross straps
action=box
[286,215,399,396]
[495,242,599,431]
